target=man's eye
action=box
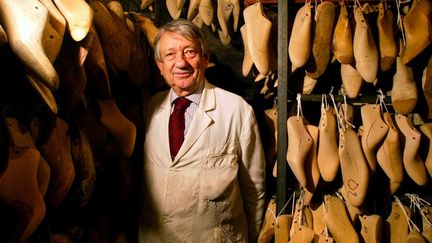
[164,52,175,59]
[184,49,197,58]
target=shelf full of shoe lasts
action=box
[273,0,432,221]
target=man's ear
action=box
[156,60,163,72]
[203,54,209,68]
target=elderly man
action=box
[139,18,266,242]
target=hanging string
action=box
[266,192,296,225]
[296,93,303,120]
[377,89,389,113]
[395,0,406,46]
[342,95,356,129]
[330,93,344,133]
[291,190,297,216]
[394,196,421,233]
[354,0,361,9]
[295,189,305,228]
[321,94,327,110]
[405,194,432,226]
[277,191,295,219]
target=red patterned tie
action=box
[169,97,192,160]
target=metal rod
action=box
[287,94,392,106]
[276,0,289,215]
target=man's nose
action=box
[175,53,188,66]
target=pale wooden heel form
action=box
[287,116,314,187]
[305,1,336,79]
[304,125,320,205]
[231,0,240,32]
[40,0,66,56]
[323,195,359,243]
[400,0,432,64]
[89,0,130,72]
[166,0,183,20]
[385,200,411,242]
[53,0,93,42]
[360,104,389,173]
[341,63,363,99]
[310,202,325,236]
[317,106,339,182]
[2,118,46,243]
[97,99,137,159]
[258,198,276,243]
[241,24,253,77]
[407,230,428,243]
[332,0,353,65]
[302,75,318,94]
[199,0,214,26]
[339,185,362,223]
[290,201,314,243]
[288,225,314,243]
[395,114,428,186]
[376,112,404,194]
[338,127,370,207]
[359,214,382,243]
[353,6,378,83]
[26,0,66,114]
[423,54,432,120]
[421,206,432,242]
[40,117,75,208]
[311,201,336,243]
[243,2,272,76]
[419,123,432,178]
[274,214,292,243]
[0,0,59,90]
[131,13,158,48]
[217,0,233,39]
[187,0,200,20]
[391,55,418,115]
[288,2,312,72]
[377,3,397,72]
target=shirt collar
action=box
[170,81,204,106]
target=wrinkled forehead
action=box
[160,32,199,49]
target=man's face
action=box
[156,32,209,96]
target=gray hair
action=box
[153,19,209,62]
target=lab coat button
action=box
[169,168,175,174]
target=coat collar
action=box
[172,80,216,163]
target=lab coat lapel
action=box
[149,92,172,161]
[173,82,216,163]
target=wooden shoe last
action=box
[53,0,93,42]
[317,105,339,183]
[395,114,428,186]
[286,116,313,187]
[360,104,389,173]
[0,0,59,90]
[401,0,432,64]
[288,2,312,72]
[306,1,336,79]
[353,6,379,83]
[377,3,397,71]
[332,1,353,65]
[1,118,46,243]
[376,112,404,194]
